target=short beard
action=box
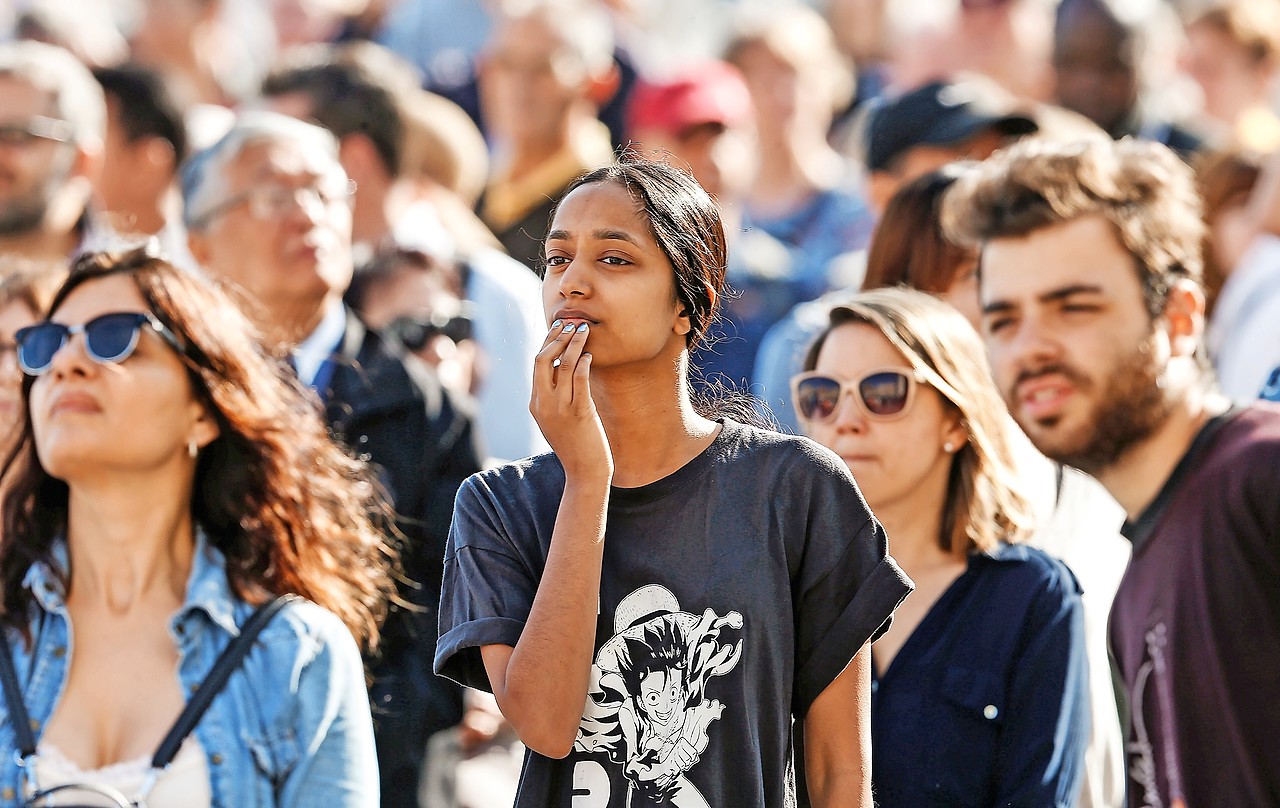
[0,195,49,236]
[1014,333,1174,476]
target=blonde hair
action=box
[803,287,1035,554]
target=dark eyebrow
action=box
[983,284,1107,316]
[544,228,642,246]
[1039,284,1105,303]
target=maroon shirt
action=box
[1112,406,1280,808]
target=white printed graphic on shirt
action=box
[573,585,743,807]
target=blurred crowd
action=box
[1,0,1279,806]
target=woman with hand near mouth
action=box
[795,287,1089,808]
[435,157,913,808]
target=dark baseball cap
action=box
[864,80,1038,172]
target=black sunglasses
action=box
[384,311,473,351]
[791,368,924,422]
[15,312,183,376]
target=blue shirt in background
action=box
[871,542,1089,808]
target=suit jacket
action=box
[323,308,483,807]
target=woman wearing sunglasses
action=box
[435,158,913,807]
[0,246,393,806]
[794,287,1089,808]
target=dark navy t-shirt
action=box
[435,419,913,807]
[1113,406,1280,807]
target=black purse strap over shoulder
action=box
[150,594,296,769]
[0,625,38,759]
[0,595,297,771]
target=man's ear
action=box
[586,62,620,108]
[1163,277,1205,359]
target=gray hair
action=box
[179,111,341,231]
[0,40,105,145]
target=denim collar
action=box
[21,528,243,637]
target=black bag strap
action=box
[150,594,297,770]
[0,628,38,759]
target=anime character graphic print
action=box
[574,585,743,807]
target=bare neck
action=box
[256,292,341,350]
[1095,382,1231,521]
[864,466,960,574]
[592,362,720,489]
[64,467,197,615]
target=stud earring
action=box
[188,440,198,459]
[944,442,955,453]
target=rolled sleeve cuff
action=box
[793,555,914,716]
[433,616,526,692]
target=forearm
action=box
[805,644,873,808]
[493,474,610,756]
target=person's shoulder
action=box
[461,452,565,503]
[1204,404,1280,468]
[716,420,851,480]
[978,543,1082,598]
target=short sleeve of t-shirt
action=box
[435,465,552,692]
[784,440,914,715]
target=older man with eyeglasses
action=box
[183,111,484,808]
[0,40,111,267]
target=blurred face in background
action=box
[480,15,588,150]
[0,77,77,237]
[1182,20,1273,127]
[0,298,38,437]
[1052,2,1137,134]
[189,137,355,316]
[356,256,478,395]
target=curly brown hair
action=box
[0,246,396,651]
[940,137,1205,319]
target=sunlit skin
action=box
[978,212,1224,519]
[803,323,961,519]
[979,215,1157,457]
[30,273,219,771]
[187,139,354,345]
[541,181,692,378]
[1182,21,1272,130]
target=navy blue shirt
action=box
[871,543,1089,808]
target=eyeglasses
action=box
[384,309,474,351]
[791,368,924,422]
[0,116,73,148]
[192,178,356,228]
[14,312,183,376]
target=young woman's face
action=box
[542,181,691,370]
[27,275,215,482]
[803,323,961,513]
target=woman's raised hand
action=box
[531,320,612,481]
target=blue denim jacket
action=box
[0,534,378,807]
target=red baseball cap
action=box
[626,61,753,139]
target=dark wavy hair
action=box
[0,246,395,651]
